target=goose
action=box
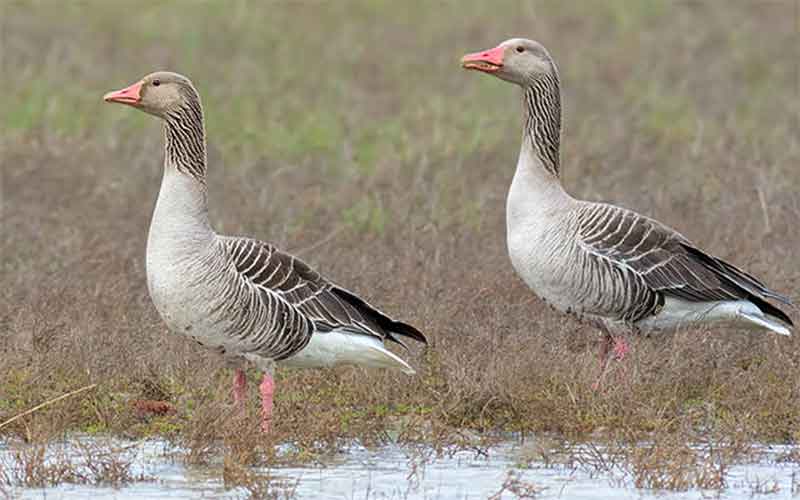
[103,72,426,431]
[461,39,793,386]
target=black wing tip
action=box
[680,243,794,309]
[331,287,427,346]
[748,293,794,327]
[387,319,428,345]
[678,244,794,326]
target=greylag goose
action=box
[461,39,793,386]
[103,72,426,431]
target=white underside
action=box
[279,329,416,375]
[635,298,791,336]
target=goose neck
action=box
[521,72,562,179]
[163,99,207,182]
[150,99,214,241]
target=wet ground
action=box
[2,438,798,499]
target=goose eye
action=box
[515,46,525,53]
[152,79,161,87]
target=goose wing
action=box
[575,203,792,324]
[222,237,426,350]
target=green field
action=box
[2,0,799,492]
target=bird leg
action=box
[592,332,630,391]
[612,336,630,361]
[232,368,247,416]
[259,373,275,433]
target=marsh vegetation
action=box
[2,1,799,497]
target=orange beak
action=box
[103,81,143,105]
[461,45,505,73]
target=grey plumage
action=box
[573,203,792,327]
[464,38,793,338]
[111,71,425,374]
[214,237,425,361]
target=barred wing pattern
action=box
[575,203,793,325]
[220,237,424,361]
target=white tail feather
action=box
[280,329,416,374]
[638,298,792,336]
[738,310,791,336]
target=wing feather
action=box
[223,237,426,347]
[577,203,792,325]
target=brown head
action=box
[462,38,563,177]
[104,71,207,180]
[103,71,200,119]
[461,38,557,87]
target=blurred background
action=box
[2,0,800,468]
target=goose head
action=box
[461,38,556,86]
[104,71,198,118]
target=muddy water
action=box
[2,438,797,499]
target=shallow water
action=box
[2,438,798,499]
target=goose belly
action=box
[147,252,307,359]
[507,229,585,313]
[148,261,218,343]
[146,245,241,350]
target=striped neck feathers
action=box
[163,94,207,183]
[521,67,562,178]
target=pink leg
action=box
[232,368,247,415]
[259,373,275,433]
[592,334,630,391]
[612,337,630,361]
[611,336,630,386]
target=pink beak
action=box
[461,45,505,72]
[103,81,143,105]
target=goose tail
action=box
[738,307,792,336]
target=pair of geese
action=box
[104,38,793,432]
